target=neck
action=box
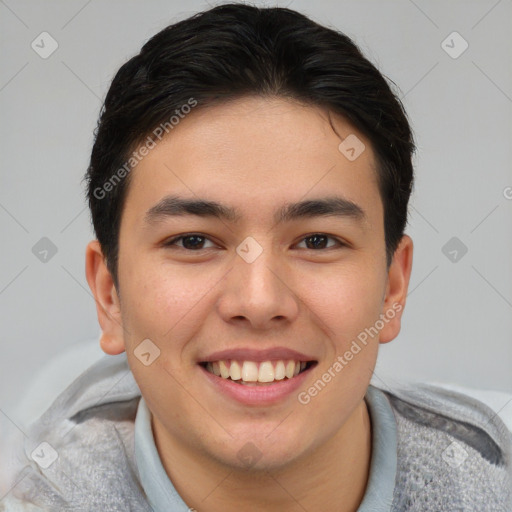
[152,399,372,512]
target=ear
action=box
[379,235,413,344]
[85,240,126,355]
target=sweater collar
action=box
[134,384,397,511]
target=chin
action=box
[219,447,301,473]
[207,430,309,473]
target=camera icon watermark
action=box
[237,442,263,468]
[134,338,161,366]
[442,441,468,468]
[31,441,58,469]
[441,236,468,263]
[236,236,263,264]
[441,31,468,59]
[31,32,59,59]
[338,134,365,161]
[32,237,58,263]
[503,186,512,200]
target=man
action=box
[1,4,510,511]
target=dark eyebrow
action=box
[145,195,241,224]
[276,197,365,224]
[144,195,366,225]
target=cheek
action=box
[121,258,197,327]
[298,262,385,341]
[121,266,204,406]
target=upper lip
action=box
[199,347,317,363]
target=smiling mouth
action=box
[200,359,317,386]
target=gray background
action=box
[1,0,511,423]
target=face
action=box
[87,96,412,472]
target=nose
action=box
[216,244,300,330]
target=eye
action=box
[295,233,344,250]
[163,234,217,250]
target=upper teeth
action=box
[205,360,307,383]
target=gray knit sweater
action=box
[0,353,510,511]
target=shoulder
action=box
[0,355,151,510]
[378,383,512,511]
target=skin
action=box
[86,96,413,512]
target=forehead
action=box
[121,96,382,227]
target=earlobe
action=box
[98,330,125,355]
[85,240,126,355]
[379,235,413,344]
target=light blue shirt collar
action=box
[134,385,397,511]
[357,385,397,511]
[134,398,190,511]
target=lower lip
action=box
[199,364,313,406]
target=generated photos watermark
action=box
[297,302,402,404]
[93,97,198,200]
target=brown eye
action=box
[164,234,215,250]
[181,235,206,249]
[296,234,342,250]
